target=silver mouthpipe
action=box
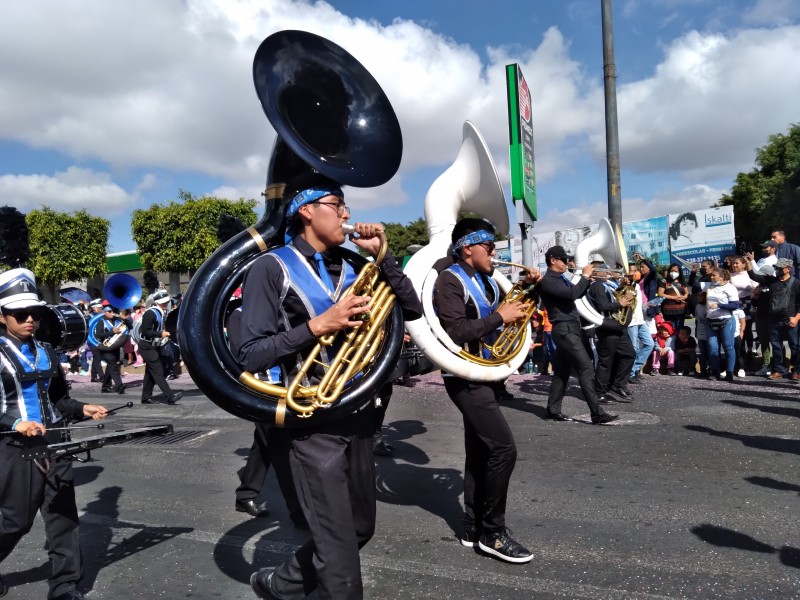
[342,223,356,235]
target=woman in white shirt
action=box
[730,256,757,374]
[705,268,741,381]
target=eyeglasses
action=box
[474,242,495,253]
[3,307,46,321]
[315,201,350,216]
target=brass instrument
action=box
[611,280,636,327]
[178,30,405,427]
[404,122,534,380]
[243,226,397,418]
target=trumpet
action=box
[491,258,531,271]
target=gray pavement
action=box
[2,368,798,599]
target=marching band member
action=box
[587,269,636,403]
[240,181,422,600]
[433,217,538,564]
[0,268,108,600]
[93,305,128,394]
[538,246,618,424]
[137,290,182,405]
[86,299,105,383]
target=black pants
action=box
[139,344,174,401]
[443,377,516,536]
[594,329,636,394]
[88,344,104,380]
[100,350,123,389]
[235,424,302,522]
[268,406,375,600]
[373,382,393,434]
[547,319,603,417]
[0,437,81,598]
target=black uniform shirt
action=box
[539,268,591,323]
[238,236,422,375]
[433,259,503,355]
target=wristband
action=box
[12,418,22,431]
[306,320,316,337]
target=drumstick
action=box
[107,401,134,415]
[1,423,105,435]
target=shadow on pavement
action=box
[375,420,464,535]
[691,524,800,569]
[80,486,194,591]
[744,475,800,495]
[721,399,800,418]
[212,518,295,584]
[684,424,800,456]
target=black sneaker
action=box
[459,526,478,548]
[478,529,533,563]
[0,572,7,598]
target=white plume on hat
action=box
[0,268,46,311]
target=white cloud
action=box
[0,167,139,215]
[601,26,800,178]
[742,0,800,26]
[0,0,797,221]
[537,183,728,231]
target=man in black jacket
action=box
[539,246,618,424]
[433,218,538,564]
[0,268,108,600]
[138,291,182,405]
[587,271,636,403]
[241,182,422,600]
[748,258,800,379]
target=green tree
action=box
[131,190,258,273]
[716,123,800,243]
[381,217,429,258]
[26,207,109,286]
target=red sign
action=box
[519,78,531,122]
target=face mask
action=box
[670,272,679,280]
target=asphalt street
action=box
[2,368,798,599]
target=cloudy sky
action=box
[1,0,798,251]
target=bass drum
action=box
[36,304,88,351]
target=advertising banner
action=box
[505,63,537,222]
[623,216,670,266]
[668,206,736,267]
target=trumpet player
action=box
[240,182,422,600]
[539,246,618,424]
[587,268,637,404]
[433,217,539,564]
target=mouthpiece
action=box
[342,224,356,235]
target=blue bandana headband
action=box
[284,185,344,243]
[453,229,495,251]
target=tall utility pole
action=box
[601,0,622,231]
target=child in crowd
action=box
[674,326,698,375]
[523,313,545,374]
[651,321,676,375]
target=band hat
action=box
[88,298,103,307]
[0,268,46,311]
[761,240,778,249]
[544,245,569,263]
[152,290,171,305]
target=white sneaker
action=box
[736,369,746,378]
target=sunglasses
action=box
[3,307,46,321]
[475,241,495,253]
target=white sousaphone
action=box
[404,121,532,381]
[571,219,630,327]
